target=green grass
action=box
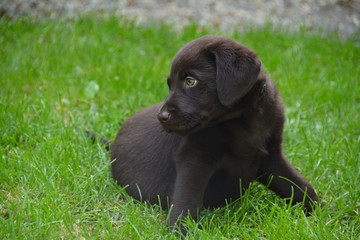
[1,16,359,239]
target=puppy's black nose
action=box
[158,111,171,123]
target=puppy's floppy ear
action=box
[211,45,261,107]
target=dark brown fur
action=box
[111,36,320,233]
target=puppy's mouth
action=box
[160,108,241,135]
[160,115,207,136]
[165,123,202,136]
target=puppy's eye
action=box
[184,77,198,88]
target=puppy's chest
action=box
[230,122,269,157]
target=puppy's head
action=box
[158,36,262,135]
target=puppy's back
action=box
[111,103,181,207]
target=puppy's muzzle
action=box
[158,110,171,123]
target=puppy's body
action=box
[112,103,179,207]
[111,36,319,231]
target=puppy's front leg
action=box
[258,150,319,212]
[169,149,215,234]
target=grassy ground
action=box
[1,16,359,239]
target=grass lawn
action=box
[1,16,359,239]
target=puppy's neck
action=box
[255,80,267,108]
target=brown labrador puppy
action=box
[111,36,320,233]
